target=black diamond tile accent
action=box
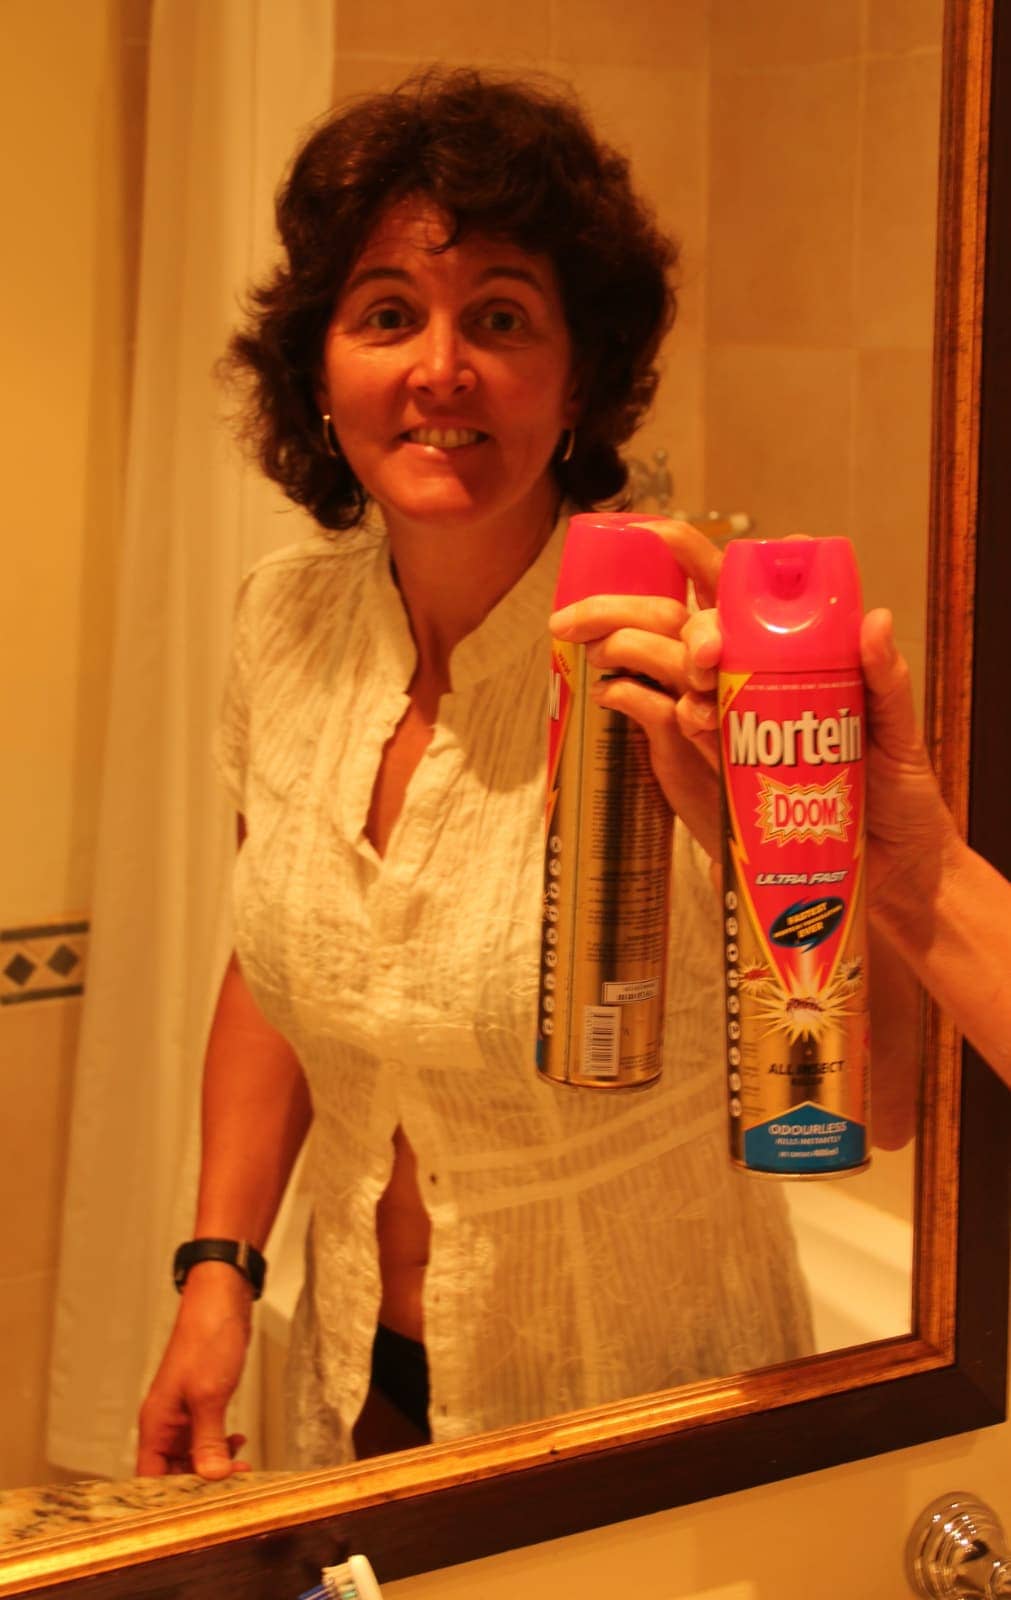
[4,953,36,986]
[47,944,80,977]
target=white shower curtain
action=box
[48,0,334,1478]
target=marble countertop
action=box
[0,1470,289,1548]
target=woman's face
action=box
[318,198,579,541]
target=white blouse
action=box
[215,514,813,1469]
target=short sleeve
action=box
[212,575,255,814]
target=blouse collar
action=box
[366,510,569,693]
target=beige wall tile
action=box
[568,64,706,335]
[0,999,79,1282]
[0,1269,56,1489]
[335,0,549,66]
[851,347,932,644]
[708,61,860,347]
[333,56,423,102]
[711,0,861,71]
[855,51,943,350]
[868,0,945,57]
[551,0,707,71]
[571,63,707,229]
[1,0,141,923]
[704,345,854,538]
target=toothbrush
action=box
[298,1553,385,1600]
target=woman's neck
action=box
[384,491,560,690]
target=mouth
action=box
[401,426,489,450]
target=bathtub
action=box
[784,1143,916,1350]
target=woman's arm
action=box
[136,946,312,1478]
[874,825,1011,1086]
[857,610,1011,1088]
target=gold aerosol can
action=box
[536,514,686,1089]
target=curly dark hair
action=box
[224,68,678,531]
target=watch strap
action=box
[173,1238,267,1300]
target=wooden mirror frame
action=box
[3,4,1008,1595]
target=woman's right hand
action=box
[136,1263,253,1478]
[677,604,959,906]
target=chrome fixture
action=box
[624,449,754,544]
[907,1493,1011,1596]
[626,448,674,512]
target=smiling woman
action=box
[318,204,578,548]
[134,67,816,1482]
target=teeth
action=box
[407,427,482,448]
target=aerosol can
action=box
[536,513,686,1089]
[717,537,870,1176]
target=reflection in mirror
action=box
[0,0,945,1555]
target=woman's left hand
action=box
[549,519,724,860]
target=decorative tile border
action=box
[0,920,89,1005]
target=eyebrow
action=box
[342,263,550,297]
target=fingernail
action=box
[549,606,574,636]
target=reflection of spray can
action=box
[535,514,686,1090]
[717,539,869,1176]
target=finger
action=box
[135,1441,171,1477]
[676,692,720,760]
[592,676,722,860]
[860,609,921,755]
[629,518,724,609]
[550,593,687,643]
[681,609,722,689]
[190,1398,240,1481]
[591,673,685,742]
[586,628,687,693]
[136,1402,189,1477]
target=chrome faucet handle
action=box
[907,1493,1011,1596]
[624,449,674,510]
[651,448,672,509]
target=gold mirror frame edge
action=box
[0,3,1000,1593]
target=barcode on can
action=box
[582,1006,621,1078]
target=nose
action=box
[407,316,476,398]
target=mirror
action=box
[1,0,1007,1594]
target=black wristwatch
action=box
[173,1238,267,1300]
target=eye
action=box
[476,304,528,336]
[362,302,414,333]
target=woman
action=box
[137,68,813,1479]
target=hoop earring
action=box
[559,429,575,465]
[321,413,342,459]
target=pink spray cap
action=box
[717,538,863,672]
[553,513,688,609]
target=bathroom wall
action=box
[384,1381,1011,1600]
[0,0,150,1488]
[702,0,943,699]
